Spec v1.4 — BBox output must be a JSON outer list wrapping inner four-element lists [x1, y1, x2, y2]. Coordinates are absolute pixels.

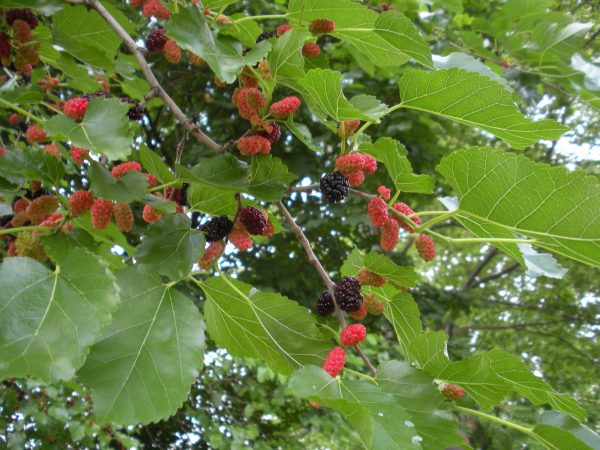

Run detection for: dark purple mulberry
[[334, 276, 363, 312], [239, 206, 267, 235], [146, 29, 167, 52], [199, 215, 233, 242], [320, 171, 349, 204], [316, 291, 335, 316]]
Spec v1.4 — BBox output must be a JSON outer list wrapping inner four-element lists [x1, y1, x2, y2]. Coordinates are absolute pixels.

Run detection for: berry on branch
[[256, 122, 281, 144], [228, 222, 253, 252], [368, 197, 389, 228], [111, 161, 142, 179], [69, 190, 94, 216], [113, 203, 134, 232], [199, 215, 234, 242], [269, 96, 301, 118], [323, 346, 346, 377], [334, 276, 363, 312], [146, 29, 167, 52], [338, 119, 361, 138], [335, 153, 364, 175], [348, 303, 367, 321], [380, 218, 399, 252], [91, 198, 113, 229], [360, 154, 377, 174], [237, 135, 271, 156], [232, 87, 266, 125], [12, 19, 32, 43], [414, 234, 436, 262], [25, 124, 46, 144], [199, 240, 224, 270], [276, 24, 293, 36], [15, 231, 46, 261], [162, 39, 181, 64], [239, 206, 268, 235], [320, 171, 350, 204], [26, 195, 58, 223], [357, 268, 387, 287], [142, 204, 162, 224], [6, 9, 39, 29], [340, 324, 366, 347], [391, 202, 421, 232], [346, 171, 365, 187], [316, 291, 335, 316], [63, 97, 89, 121], [377, 186, 391, 201], [143, 0, 171, 20], [308, 18, 335, 35], [70, 146, 89, 164], [440, 383, 465, 401], [302, 43, 321, 58], [364, 295, 385, 315], [42, 144, 60, 159]]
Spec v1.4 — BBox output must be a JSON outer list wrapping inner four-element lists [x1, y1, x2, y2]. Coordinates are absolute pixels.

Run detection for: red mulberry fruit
[[276, 24, 293, 37], [309, 19, 335, 35], [340, 324, 366, 347], [345, 171, 365, 187], [440, 383, 465, 401], [239, 206, 268, 235], [323, 346, 346, 377], [391, 202, 421, 232], [237, 135, 271, 156], [63, 97, 89, 121], [111, 161, 142, 179], [348, 303, 367, 321], [335, 153, 363, 175], [338, 119, 360, 138], [142, 204, 162, 224], [42, 144, 60, 159], [199, 240, 224, 270], [113, 203, 134, 232], [232, 87, 265, 125], [69, 190, 94, 216], [25, 124, 46, 144], [368, 197, 389, 228], [228, 223, 253, 252], [91, 198, 113, 229], [71, 146, 89, 164], [380, 219, 399, 252], [302, 43, 321, 58], [162, 39, 181, 64], [414, 234, 435, 262], [143, 0, 170, 19], [269, 96, 301, 118], [357, 268, 387, 287], [377, 186, 391, 201], [360, 154, 377, 174], [12, 19, 32, 43]]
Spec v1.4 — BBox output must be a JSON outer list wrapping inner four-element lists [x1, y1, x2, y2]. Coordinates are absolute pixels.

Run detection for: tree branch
[[463, 247, 498, 289], [276, 201, 377, 376], [476, 262, 520, 285], [69, 0, 223, 154]]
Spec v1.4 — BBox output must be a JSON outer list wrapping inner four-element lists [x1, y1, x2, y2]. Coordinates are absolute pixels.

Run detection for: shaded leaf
[[140, 144, 176, 184], [78, 267, 205, 425], [88, 161, 148, 203], [247, 155, 295, 201]]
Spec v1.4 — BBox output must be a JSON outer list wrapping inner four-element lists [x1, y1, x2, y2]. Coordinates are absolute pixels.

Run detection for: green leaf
[[536, 411, 600, 450], [140, 144, 176, 184], [398, 68, 569, 148], [377, 361, 468, 450], [136, 214, 204, 280], [166, 7, 270, 84], [486, 349, 585, 421], [361, 137, 434, 194], [200, 275, 331, 375], [142, 194, 178, 214], [73, 214, 136, 256], [288, 366, 421, 449], [533, 22, 592, 64], [382, 293, 423, 362], [285, 120, 322, 152], [300, 69, 389, 123], [437, 147, 600, 267], [52, 5, 120, 68], [220, 14, 262, 48], [0, 146, 65, 186], [340, 249, 417, 287], [247, 155, 295, 201], [177, 155, 248, 190], [432, 52, 511, 89], [87, 162, 148, 203], [0, 0, 64, 15], [288, 0, 432, 68], [44, 98, 133, 160], [0, 248, 119, 382], [203, 0, 237, 7], [187, 183, 238, 216], [372, 11, 433, 68], [532, 424, 593, 450], [78, 267, 205, 425], [0, 85, 44, 103], [268, 28, 311, 80]]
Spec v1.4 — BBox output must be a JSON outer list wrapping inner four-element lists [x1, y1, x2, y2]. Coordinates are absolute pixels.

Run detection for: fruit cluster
[[0, 8, 40, 75]]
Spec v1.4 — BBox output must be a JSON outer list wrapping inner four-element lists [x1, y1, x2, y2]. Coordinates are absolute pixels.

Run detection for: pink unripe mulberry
[[162, 39, 181, 64], [232, 87, 266, 125], [144, 173, 158, 187], [199, 240, 224, 269], [364, 295, 385, 315], [360, 154, 377, 174], [380, 219, 399, 252], [276, 24, 293, 37], [440, 383, 465, 401], [377, 186, 391, 201], [323, 346, 346, 377], [26, 195, 58, 223], [143, 0, 170, 19], [357, 268, 387, 287], [237, 135, 271, 156], [269, 96, 301, 118], [63, 97, 89, 121], [91, 198, 113, 229], [340, 324, 366, 347], [142, 204, 162, 224], [71, 146, 89, 164], [335, 153, 363, 175], [228, 223, 253, 252], [42, 144, 60, 159], [256, 122, 281, 144], [391, 202, 421, 232], [9, 113, 19, 124], [69, 190, 94, 216], [302, 43, 321, 58], [113, 203, 134, 232], [346, 171, 365, 187], [368, 197, 388, 228], [111, 161, 142, 179], [348, 303, 367, 321], [25, 124, 47, 144], [338, 119, 360, 138], [309, 18, 335, 35], [414, 234, 436, 262]]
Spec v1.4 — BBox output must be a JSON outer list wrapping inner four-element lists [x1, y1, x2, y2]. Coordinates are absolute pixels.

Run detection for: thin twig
[[68, 0, 223, 154], [476, 262, 520, 285], [289, 183, 320, 193], [276, 201, 377, 376], [463, 248, 498, 289]]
